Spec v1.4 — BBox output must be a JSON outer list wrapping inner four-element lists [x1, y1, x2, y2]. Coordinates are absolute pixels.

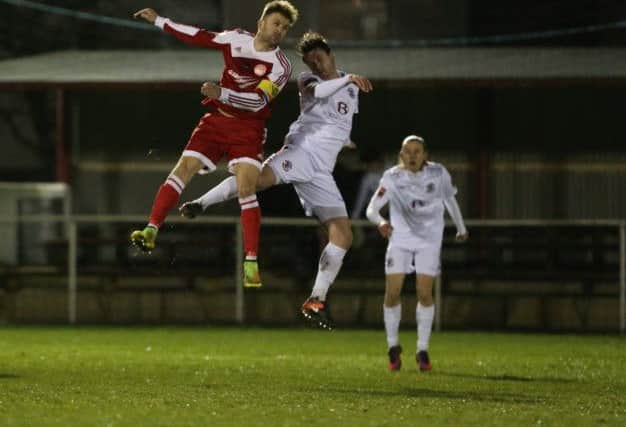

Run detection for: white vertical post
[[435, 275, 442, 331], [235, 222, 244, 324], [619, 223, 626, 334], [68, 220, 77, 325]]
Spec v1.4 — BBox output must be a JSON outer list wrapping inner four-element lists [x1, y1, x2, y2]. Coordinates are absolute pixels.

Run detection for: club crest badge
[[254, 64, 267, 76], [426, 183, 435, 193], [282, 160, 292, 172], [347, 87, 356, 98]]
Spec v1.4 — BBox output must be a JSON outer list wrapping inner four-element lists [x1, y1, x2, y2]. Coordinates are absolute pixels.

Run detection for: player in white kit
[[366, 135, 468, 371], [179, 32, 373, 329]]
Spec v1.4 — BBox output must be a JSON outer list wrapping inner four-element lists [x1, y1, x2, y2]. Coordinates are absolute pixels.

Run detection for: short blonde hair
[[261, 1, 299, 25]]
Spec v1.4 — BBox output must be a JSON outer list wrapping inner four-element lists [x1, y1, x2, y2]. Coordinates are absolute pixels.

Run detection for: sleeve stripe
[[229, 97, 263, 108], [276, 57, 290, 85], [165, 20, 200, 37], [275, 51, 291, 87], [258, 91, 270, 104], [228, 94, 265, 108]]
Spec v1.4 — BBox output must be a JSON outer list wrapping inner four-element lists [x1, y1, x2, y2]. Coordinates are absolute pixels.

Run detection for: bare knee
[[416, 276, 435, 306], [418, 293, 434, 306], [384, 289, 401, 307], [384, 276, 404, 307], [233, 164, 261, 198], [172, 157, 202, 184], [237, 181, 256, 198], [328, 219, 353, 250]]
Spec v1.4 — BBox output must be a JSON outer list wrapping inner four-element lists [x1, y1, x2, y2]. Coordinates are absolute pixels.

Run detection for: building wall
[[65, 85, 626, 219]]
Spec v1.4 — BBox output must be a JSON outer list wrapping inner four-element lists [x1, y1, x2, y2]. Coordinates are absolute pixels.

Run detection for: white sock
[[310, 242, 347, 301], [383, 304, 401, 348], [416, 303, 435, 352], [195, 176, 238, 209]]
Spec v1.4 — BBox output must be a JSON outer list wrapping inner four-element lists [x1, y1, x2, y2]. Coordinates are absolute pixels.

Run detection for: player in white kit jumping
[[366, 135, 468, 371], [179, 32, 373, 329]]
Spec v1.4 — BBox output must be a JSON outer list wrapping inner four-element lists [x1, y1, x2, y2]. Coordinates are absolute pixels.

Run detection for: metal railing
[[0, 215, 624, 333]]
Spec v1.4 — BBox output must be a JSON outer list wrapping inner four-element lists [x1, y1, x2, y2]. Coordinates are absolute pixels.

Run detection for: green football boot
[[130, 225, 158, 253]]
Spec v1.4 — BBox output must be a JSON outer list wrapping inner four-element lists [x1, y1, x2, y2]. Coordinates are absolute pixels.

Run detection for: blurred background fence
[[1, 0, 625, 331], [1, 207, 624, 332]]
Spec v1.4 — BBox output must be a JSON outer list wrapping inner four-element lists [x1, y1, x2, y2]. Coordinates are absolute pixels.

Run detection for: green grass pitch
[[0, 327, 624, 426]]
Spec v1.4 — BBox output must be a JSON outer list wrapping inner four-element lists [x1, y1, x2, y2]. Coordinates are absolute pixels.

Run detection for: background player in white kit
[[180, 32, 373, 329], [366, 135, 468, 371]]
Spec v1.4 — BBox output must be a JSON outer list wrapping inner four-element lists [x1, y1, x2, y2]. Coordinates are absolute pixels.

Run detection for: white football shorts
[[384, 244, 441, 276], [265, 144, 347, 222]]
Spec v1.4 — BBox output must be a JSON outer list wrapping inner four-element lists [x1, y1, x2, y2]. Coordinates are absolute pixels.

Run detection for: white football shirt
[[285, 71, 359, 171], [373, 162, 457, 250]]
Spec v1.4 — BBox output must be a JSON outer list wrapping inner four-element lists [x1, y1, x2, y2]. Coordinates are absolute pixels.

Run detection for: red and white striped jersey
[[155, 16, 292, 121]]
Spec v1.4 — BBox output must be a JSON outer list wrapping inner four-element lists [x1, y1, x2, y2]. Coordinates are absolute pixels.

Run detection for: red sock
[[239, 195, 260, 258], [148, 176, 184, 227]]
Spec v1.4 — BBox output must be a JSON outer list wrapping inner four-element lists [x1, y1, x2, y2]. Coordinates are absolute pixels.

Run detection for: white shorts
[[265, 145, 347, 222], [384, 244, 441, 276]]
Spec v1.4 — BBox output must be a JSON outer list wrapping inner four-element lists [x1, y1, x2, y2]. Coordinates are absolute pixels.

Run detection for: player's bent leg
[[303, 217, 350, 329], [233, 162, 263, 288], [302, 219, 350, 329], [131, 156, 203, 252], [181, 165, 279, 219]]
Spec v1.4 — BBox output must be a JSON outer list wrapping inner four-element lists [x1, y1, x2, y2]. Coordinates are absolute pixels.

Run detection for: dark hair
[[261, 1, 299, 25], [296, 31, 331, 56]]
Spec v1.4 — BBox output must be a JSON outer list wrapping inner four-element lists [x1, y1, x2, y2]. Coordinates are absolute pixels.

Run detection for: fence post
[[68, 220, 77, 325], [619, 223, 626, 334], [235, 222, 244, 324]]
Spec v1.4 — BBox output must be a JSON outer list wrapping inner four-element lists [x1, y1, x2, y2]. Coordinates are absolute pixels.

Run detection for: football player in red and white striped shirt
[[130, 1, 298, 288]]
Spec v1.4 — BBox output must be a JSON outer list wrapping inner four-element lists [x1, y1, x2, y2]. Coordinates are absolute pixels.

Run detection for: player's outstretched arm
[[307, 74, 372, 98], [133, 8, 157, 24], [134, 9, 224, 48]]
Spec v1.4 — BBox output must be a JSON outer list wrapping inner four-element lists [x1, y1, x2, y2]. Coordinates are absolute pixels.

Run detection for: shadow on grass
[[436, 371, 576, 384], [0, 373, 19, 379], [319, 386, 543, 404]]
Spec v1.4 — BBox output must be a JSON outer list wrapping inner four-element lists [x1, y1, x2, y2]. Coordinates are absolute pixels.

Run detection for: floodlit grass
[[0, 327, 624, 426]]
